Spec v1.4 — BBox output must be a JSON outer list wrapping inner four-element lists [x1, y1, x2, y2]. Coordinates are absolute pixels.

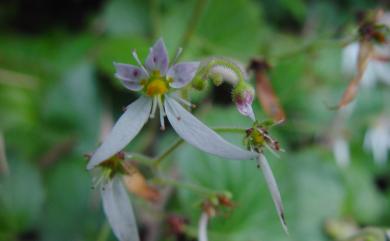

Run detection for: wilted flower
[[338, 9, 390, 108], [364, 116, 390, 165], [342, 42, 390, 88], [122, 163, 160, 202], [87, 39, 257, 170], [232, 80, 256, 121], [248, 58, 286, 123], [244, 121, 288, 233]]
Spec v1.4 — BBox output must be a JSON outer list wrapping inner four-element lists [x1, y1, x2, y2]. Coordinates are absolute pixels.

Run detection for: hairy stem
[[198, 58, 245, 84]]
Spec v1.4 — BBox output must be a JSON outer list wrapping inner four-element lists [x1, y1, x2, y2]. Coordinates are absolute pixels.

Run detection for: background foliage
[[0, 0, 389, 241]]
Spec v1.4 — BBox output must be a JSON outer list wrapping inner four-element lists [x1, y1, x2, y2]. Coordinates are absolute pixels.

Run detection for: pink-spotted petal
[[145, 38, 169, 74], [114, 62, 147, 91], [167, 62, 200, 88]]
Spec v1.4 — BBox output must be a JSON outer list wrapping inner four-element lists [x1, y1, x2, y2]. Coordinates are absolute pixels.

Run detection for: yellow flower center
[[144, 71, 169, 96], [251, 129, 265, 146], [146, 78, 168, 96]]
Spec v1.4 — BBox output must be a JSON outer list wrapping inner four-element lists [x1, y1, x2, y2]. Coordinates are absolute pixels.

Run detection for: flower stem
[[175, 0, 208, 61], [149, 0, 160, 39], [96, 221, 110, 241], [152, 127, 247, 167], [154, 177, 220, 196], [153, 139, 184, 167]]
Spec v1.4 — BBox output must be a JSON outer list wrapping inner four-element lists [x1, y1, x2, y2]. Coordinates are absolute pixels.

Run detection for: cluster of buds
[[201, 193, 235, 218]]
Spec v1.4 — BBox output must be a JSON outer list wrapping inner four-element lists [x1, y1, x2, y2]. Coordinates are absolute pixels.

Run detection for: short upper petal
[[167, 62, 200, 88], [257, 154, 288, 234], [114, 62, 147, 91], [101, 176, 140, 241], [164, 96, 257, 160], [87, 97, 152, 170], [235, 102, 255, 121], [145, 38, 169, 75]]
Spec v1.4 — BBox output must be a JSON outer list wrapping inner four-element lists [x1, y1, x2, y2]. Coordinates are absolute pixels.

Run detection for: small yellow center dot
[[146, 78, 168, 96]]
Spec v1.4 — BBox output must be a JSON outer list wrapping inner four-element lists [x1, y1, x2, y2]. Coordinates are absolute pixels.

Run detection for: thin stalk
[[153, 139, 184, 167], [96, 221, 110, 241], [175, 0, 208, 61], [149, 0, 160, 39], [152, 127, 247, 167], [154, 177, 218, 196]]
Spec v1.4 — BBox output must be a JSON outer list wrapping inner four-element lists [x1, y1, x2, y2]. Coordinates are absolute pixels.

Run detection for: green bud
[[191, 75, 208, 90]]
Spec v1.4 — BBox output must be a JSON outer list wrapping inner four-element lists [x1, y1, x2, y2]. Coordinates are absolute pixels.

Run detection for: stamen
[[171, 47, 183, 65], [265, 143, 280, 158], [157, 96, 166, 116], [92, 169, 111, 190], [173, 95, 196, 108], [132, 49, 150, 77], [150, 96, 158, 118], [158, 96, 166, 130], [166, 97, 181, 120]]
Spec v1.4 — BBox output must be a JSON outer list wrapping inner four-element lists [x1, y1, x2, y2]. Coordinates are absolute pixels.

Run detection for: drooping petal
[[234, 91, 255, 121], [164, 96, 257, 160], [145, 38, 169, 75], [167, 62, 200, 88], [113, 62, 148, 91], [101, 176, 140, 241], [257, 154, 288, 234], [198, 212, 209, 241], [87, 97, 152, 170]]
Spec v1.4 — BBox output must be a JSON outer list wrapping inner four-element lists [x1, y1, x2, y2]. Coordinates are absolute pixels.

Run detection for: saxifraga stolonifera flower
[[87, 39, 257, 170], [87, 38, 258, 241], [244, 120, 288, 233]]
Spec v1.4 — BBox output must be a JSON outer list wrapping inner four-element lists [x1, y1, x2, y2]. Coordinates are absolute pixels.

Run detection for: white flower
[[87, 39, 257, 170], [364, 116, 390, 165]]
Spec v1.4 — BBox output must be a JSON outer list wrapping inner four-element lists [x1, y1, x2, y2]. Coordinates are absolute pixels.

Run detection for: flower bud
[[232, 80, 255, 120], [191, 75, 208, 90]]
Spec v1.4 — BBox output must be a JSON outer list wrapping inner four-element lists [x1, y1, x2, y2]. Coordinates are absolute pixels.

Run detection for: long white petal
[[198, 212, 209, 241], [101, 176, 140, 241], [257, 154, 288, 234], [164, 96, 257, 160], [87, 97, 152, 170]]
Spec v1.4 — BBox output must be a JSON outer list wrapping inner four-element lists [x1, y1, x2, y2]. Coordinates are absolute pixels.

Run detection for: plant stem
[[175, 0, 208, 61], [96, 221, 110, 241], [149, 0, 160, 39], [152, 127, 247, 167], [153, 139, 184, 167], [154, 177, 219, 196]]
